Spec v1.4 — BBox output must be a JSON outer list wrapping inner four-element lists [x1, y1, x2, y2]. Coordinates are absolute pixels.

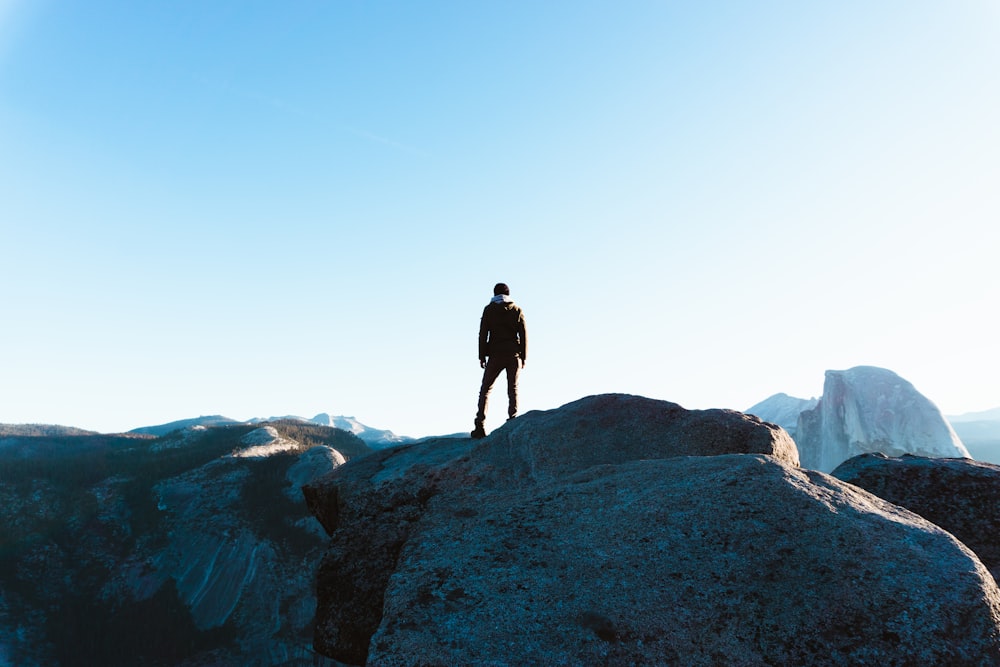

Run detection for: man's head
[[493, 283, 510, 296]]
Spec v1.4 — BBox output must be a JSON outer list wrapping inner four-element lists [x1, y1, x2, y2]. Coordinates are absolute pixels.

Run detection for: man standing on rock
[[472, 282, 527, 439]]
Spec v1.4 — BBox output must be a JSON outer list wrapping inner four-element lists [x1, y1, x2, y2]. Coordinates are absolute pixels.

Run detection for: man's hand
[[480, 359, 486, 369], [520, 359, 526, 369]]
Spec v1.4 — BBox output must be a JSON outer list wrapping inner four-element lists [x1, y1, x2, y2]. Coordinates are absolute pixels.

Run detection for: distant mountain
[[795, 366, 968, 472], [126, 413, 414, 448], [0, 423, 97, 437], [248, 413, 414, 448], [129, 415, 240, 437], [308, 413, 413, 448], [745, 393, 818, 436], [947, 410, 1000, 465], [949, 407, 1000, 423], [748, 367, 978, 471], [0, 420, 371, 666]]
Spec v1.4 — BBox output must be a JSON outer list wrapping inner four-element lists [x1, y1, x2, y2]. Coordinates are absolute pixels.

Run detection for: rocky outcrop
[[152, 449, 323, 639], [304, 394, 1000, 665], [832, 453, 1000, 581], [0, 422, 369, 666], [795, 366, 970, 472]]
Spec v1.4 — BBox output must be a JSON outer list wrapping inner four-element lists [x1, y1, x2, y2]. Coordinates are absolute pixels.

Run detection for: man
[[472, 282, 527, 439]]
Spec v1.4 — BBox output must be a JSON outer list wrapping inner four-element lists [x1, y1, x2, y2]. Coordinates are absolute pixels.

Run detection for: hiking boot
[[470, 427, 487, 439]]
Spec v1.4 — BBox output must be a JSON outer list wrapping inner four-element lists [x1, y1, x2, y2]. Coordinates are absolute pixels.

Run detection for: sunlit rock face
[[305, 394, 1000, 666], [833, 453, 1000, 581], [795, 366, 970, 472]]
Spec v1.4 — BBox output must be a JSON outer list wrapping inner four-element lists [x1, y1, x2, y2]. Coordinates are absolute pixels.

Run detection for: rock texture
[[0, 422, 368, 666], [304, 394, 1000, 666], [795, 366, 970, 472], [833, 453, 1000, 581]]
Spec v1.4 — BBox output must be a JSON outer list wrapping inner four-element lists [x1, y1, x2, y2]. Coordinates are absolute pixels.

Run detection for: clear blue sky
[[2, 1, 998, 436]]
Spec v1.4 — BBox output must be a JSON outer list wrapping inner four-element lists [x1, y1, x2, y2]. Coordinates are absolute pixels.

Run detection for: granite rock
[[305, 394, 1000, 665], [833, 453, 1000, 581]]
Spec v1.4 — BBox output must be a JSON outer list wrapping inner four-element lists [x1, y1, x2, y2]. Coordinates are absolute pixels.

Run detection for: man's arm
[[478, 307, 490, 368], [518, 311, 527, 367]]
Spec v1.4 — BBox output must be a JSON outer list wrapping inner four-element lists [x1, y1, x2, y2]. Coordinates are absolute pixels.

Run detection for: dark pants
[[475, 354, 520, 429]]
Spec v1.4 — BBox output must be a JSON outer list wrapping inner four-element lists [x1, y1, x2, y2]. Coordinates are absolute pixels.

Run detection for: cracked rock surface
[[305, 394, 1000, 666]]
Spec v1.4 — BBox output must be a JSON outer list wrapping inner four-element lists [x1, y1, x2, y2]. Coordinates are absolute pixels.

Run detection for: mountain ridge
[[123, 413, 414, 447], [0, 423, 99, 437]]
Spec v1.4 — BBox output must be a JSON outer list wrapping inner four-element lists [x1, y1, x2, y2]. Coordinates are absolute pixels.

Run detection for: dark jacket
[[479, 298, 527, 363]]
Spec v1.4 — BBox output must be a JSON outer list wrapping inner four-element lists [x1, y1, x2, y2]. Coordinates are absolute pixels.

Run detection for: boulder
[[832, 453, 1000, 580], [795, 366, 969, 472], [466, 393, 800, 482], [371, 455, 1000, 665], [304, 394, 1000, 665]]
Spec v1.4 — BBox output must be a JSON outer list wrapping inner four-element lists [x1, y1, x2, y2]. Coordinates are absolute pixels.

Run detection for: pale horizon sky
[[2, 1, 999, 436]]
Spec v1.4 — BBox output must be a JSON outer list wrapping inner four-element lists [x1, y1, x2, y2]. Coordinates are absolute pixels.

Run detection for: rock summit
[[304, 394, 1000, 666]]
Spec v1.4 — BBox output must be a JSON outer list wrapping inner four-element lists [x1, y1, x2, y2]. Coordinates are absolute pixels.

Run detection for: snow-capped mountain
[[131, 413, 414, 449], [306, 413, 413, 448]]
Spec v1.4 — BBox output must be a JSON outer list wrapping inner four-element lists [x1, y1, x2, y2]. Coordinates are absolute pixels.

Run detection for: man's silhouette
[[472, 283, 527, 439]]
